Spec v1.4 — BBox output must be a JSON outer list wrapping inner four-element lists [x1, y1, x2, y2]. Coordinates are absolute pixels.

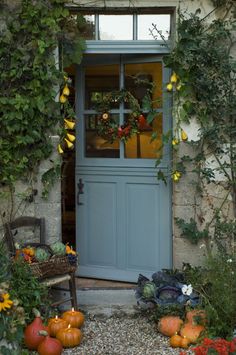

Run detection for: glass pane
[[125, 62, 162, 109], [138, 15, 171, 40], [85, 114, 120, 158], [81, 15, 96, 40], [125, 113, 163, 159], [99, 15, 133, 40], [85, 64, 119, 110]]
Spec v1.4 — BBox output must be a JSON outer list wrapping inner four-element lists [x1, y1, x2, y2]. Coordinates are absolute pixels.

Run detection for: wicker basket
[[30, 255, 77, 279]]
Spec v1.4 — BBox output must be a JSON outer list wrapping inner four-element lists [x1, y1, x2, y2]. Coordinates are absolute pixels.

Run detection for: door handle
[[77, 179, 84, 206]]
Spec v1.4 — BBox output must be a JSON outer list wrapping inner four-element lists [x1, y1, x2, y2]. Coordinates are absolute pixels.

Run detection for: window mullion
[[95, 14, 99, 40], [120, 56, 125, 158], [133, 14, 138, 40]]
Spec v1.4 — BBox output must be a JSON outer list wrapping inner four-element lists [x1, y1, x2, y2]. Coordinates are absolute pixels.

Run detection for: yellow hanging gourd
[[64, 119, 75, 130], [67, 133, 76, 142]]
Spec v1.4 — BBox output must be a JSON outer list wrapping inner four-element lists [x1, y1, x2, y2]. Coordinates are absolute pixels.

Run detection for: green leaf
[[157, 170, 167, 185]]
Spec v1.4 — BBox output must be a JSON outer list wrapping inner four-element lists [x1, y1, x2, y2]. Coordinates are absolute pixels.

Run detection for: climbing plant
[[155, 3, 236, 253], [0, 0, 85, 219]]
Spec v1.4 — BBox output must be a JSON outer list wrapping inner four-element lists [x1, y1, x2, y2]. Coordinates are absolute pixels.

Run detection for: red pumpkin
[[48, 316, 68, 337], [56, 326, 82, 348], [24, 312, 47, 350], [158, 316, 183, 337], [180, 323, 205, 343], [62, 309, 85, 328], [38, 332, 63, 355]]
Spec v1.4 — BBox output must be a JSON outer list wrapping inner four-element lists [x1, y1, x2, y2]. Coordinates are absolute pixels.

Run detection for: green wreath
[[95, 89, 155, 143]]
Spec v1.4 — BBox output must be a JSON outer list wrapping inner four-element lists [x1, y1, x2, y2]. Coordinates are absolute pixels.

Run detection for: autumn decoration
[[62, 308, 85, 328], [48, 315, 69, 337], [56, 325, 83, 348], [37, 330, 63, 355]]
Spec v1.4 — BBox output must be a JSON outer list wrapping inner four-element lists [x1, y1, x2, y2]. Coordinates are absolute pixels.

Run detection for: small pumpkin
[[48, 316, 68, 337], [158, 316, 183, 337], [170, 334, 182, 348], [37, 331, 63, 355], [181, 336, 191, 349], [180, 322, 205, 344], [170, 334, 191, 349], [186, 309, 207, 325], [56, 326, 82, 348], [62, 308, 85, 328]]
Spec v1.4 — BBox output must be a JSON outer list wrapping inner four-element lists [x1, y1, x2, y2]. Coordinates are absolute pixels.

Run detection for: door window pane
[[138, 15, 171, 40], [99, 15, 133, 40], [81, 15, 96, 40], [125, 113, 163, 159], [85, 64, 119, 110], [85, 114, 120, 158], [124, 62, 163, 109]]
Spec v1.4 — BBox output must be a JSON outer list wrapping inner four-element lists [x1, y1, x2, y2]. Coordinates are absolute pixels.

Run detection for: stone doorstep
[[51, 288, 139, 317]]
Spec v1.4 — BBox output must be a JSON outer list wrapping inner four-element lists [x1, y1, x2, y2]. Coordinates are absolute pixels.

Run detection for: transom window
[[80, 13, 171, 41]]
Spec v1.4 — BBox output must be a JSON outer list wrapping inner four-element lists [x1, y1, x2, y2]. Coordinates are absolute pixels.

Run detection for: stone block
[[173, 204, 198, 238], [173, 237, 206, 269], [174, 189, 197, 206], [34, 177, 61, 204], [173, 204, 196, 221], [35, 202, 61, 241]]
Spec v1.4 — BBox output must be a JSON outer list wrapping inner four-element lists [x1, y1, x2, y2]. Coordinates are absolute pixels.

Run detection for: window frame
[[68, 8, 175, 53]]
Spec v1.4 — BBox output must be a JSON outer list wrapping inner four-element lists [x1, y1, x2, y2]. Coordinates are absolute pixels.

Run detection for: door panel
[[76, 170, 171, 281], [76, 54, 172, 282], [86, 181, 117, 266], [126, 182, 160, 270]]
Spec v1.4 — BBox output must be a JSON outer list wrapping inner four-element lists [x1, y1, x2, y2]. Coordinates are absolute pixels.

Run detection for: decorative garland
[[95, 89, 154, 143], [58, 75, 76, 154]]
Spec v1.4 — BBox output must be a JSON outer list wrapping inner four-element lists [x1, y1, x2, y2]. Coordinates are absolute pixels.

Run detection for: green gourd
[[35, 248, 50, 262], [50, 241, 66, 256]]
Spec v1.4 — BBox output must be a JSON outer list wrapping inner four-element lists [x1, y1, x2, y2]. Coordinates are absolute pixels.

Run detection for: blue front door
[[75, 54, 172, 282]]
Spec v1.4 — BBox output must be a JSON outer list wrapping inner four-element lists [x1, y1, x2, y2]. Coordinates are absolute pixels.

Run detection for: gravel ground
[[62, 312, 193, 355]]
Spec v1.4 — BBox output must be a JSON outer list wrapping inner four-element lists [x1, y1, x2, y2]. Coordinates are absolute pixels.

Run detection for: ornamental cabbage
[[142, 282, 157, 299], [50, 242, 66, 256]]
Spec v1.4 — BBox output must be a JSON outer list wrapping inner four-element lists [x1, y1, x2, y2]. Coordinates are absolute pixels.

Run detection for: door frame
[[74, 45, 173, 279]]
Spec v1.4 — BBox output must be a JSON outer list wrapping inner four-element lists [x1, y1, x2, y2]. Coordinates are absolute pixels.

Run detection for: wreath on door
[[94, 89, 156, 143]]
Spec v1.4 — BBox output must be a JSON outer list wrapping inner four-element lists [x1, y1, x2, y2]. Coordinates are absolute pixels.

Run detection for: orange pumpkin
[[170, 334, 182, 348], [62, 309, 84, 328], [186, 309, 207, 325], [158, 316, 183, 337], [170, 334, 191, 349], [48, 316, 68, 337], [181, 336, 191, 348], [56, 326, 82, 348], [180, 323, 205, 343]]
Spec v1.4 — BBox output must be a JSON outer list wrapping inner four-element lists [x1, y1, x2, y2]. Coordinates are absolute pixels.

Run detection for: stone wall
[[0, 135, 61, 245]]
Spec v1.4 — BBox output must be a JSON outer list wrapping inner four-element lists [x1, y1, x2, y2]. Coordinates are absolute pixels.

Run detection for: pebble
[[63, 313, 193, 355]]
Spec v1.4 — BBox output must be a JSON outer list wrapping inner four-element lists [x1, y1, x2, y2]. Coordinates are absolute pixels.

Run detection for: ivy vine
[[154, 5, 236, 252], [0, 0, 85, 215]]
